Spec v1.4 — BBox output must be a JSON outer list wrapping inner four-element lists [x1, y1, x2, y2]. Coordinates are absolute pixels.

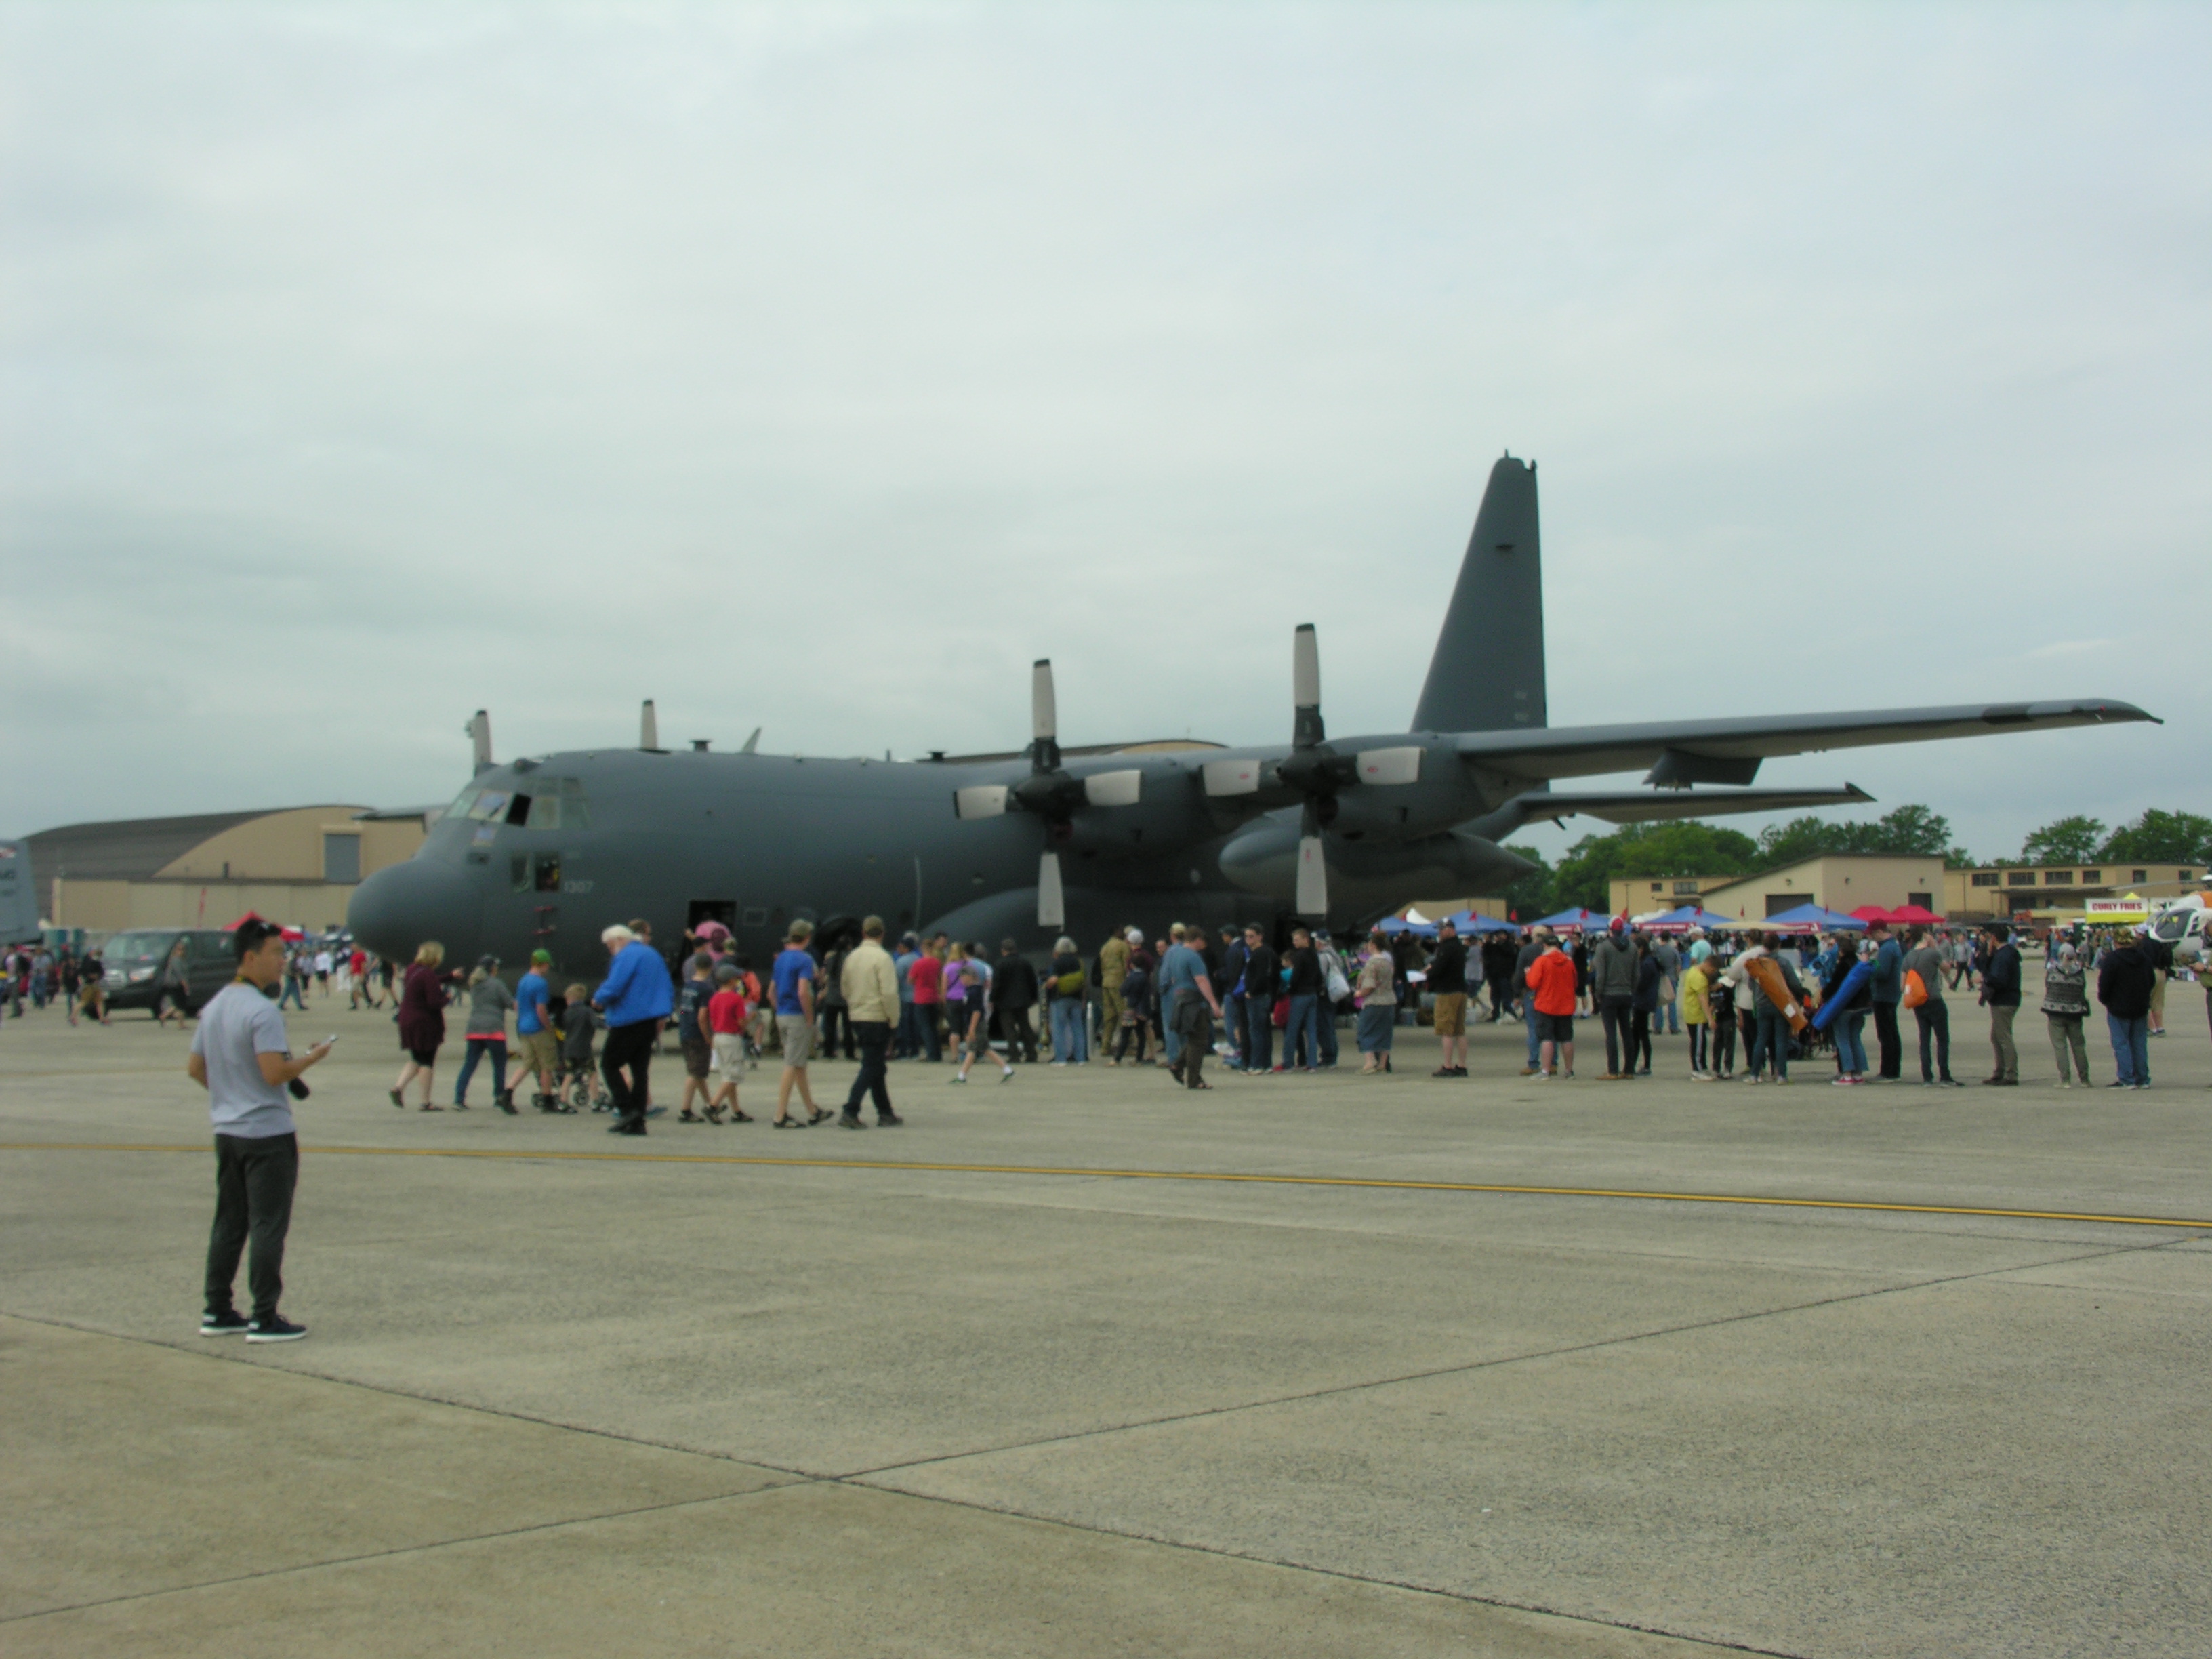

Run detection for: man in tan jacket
[[1097, 927, 1133, 1064], [837, 916, 904, 1129]]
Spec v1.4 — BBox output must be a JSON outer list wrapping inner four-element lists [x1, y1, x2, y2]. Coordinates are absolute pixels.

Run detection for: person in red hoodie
[[1524, 928, 1580, 1080]]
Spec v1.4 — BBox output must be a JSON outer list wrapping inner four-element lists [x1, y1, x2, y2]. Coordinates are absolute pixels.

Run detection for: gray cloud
[[4, 3, 2205, 864]]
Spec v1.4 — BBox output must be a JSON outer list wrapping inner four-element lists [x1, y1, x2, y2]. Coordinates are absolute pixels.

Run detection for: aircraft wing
[[1455, 699, 2157, 785], [1475, 784, 1875, 837]]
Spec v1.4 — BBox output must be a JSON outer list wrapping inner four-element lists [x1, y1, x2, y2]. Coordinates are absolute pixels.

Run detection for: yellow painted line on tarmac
[[3, 1141, 2209, 1232]]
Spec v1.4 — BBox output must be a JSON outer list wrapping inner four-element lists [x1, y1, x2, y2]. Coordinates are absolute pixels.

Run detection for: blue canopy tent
[[1376, 914, 1439, 939], [1443, 910, 1520, 935], [1678, 907, 1762, 930], [1760, 903, 1867, 933], [1534, 907, 1610, 931], [1643, 905, 1759, 933]]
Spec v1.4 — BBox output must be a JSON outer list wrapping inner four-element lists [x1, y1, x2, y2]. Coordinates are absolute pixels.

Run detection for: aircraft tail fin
[[1412, 455, 1546, 734]]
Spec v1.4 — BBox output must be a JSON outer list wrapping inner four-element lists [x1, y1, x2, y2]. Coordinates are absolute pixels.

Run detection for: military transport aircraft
[[347, 456, 2156, 975]]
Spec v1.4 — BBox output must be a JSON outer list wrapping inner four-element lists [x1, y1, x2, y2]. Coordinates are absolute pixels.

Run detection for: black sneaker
[[246, 1314, 307, 1343], [200, 1309, 251, 1337], [836, 1113, 867, 1130]]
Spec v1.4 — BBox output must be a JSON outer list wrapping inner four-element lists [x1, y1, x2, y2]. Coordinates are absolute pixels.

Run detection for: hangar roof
[[22, 811, 270, 886]]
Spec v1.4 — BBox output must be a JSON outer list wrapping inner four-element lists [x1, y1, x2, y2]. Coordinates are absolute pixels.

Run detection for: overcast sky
[[5, 3, 2205, 864]]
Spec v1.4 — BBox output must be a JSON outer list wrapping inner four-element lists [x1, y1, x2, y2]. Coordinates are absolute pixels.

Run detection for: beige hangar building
[[24, 806, 428, 935]]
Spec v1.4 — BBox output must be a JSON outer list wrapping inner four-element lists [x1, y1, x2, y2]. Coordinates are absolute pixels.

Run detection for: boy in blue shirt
[[771, 920, 825, 1128], [514, 948, 559, 1109]]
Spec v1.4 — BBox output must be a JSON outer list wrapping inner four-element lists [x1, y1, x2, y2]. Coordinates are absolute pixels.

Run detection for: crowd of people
[[1500, 914, 2193, 1090], [12, 905, 2200, 1107], [0, 939, 110, 1024]]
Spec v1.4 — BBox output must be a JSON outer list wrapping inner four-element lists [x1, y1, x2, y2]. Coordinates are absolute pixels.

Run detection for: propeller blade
[[1295, 834, 1329, 917], [470, 710, 493, 775], [1292, 624, 1324, 748], [640, 700, 659, 751], [1082, 769, 1143, 808], [1037, 848, 1065, 928], [1203, 758, 1263, 797], [1353, 745, 1423, 786], [954, 785, 1011, 820], [1032, 660, 1057, 743]]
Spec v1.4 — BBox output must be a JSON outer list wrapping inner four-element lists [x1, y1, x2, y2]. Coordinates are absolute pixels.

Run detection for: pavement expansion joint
[[0, 1482, 815, 1628], [835, 1231, 2194, 1483], [0, 1306, 833, 1487], [820, 1484, 1812, 1659]]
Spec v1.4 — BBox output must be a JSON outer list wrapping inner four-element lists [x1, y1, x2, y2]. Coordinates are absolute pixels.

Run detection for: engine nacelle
[[1217, 816, 1539, 924]]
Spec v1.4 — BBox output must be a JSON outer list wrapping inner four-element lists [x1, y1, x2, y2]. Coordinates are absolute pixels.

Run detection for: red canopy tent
[[1848, 905, 1894, 924], [1885, 903, 1944, 925]]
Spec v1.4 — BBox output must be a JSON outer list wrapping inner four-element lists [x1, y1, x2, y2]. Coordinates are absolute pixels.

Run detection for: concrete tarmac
[[3, 981, 2209, 1656]]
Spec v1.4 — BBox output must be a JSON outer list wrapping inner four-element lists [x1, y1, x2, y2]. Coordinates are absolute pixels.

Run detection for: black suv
[[100, 929, 241, 1015]]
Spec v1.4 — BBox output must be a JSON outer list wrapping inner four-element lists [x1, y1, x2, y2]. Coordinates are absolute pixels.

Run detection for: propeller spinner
[[1205, 625, 1426, 919], [952, 659, 1143, 928]]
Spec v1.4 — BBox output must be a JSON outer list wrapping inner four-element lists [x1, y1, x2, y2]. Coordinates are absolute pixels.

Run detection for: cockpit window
[[447, 778, 586, 830], [2154, 914, 2187, 940], [523, 778, 590, 830]]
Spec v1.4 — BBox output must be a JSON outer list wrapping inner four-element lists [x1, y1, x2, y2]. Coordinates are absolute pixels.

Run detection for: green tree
[[1755, 804, 1971, 868], [1500, 844, 1551, 921], [1547, 820, 1761, 913], [2097, 809, 2212, 865], [1863, 803, 1959, 859], [2020, 815, 2105, 865]]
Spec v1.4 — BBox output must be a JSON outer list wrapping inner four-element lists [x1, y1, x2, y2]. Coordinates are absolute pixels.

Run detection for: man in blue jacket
[[593, 920, 674, 1136], [1866, 922, 1904, 1082]]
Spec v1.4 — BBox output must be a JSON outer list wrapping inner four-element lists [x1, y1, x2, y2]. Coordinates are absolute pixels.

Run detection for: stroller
[[556, 994, 613, 1111]]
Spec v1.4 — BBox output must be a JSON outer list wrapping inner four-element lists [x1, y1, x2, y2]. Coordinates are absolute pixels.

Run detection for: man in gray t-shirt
[[186, 919, 331, 1341], [1901, 928, 1956, 1086]]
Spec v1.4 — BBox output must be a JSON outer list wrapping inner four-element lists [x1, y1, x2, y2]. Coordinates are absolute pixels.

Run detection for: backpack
[[1902, 968, 1928, 1010]]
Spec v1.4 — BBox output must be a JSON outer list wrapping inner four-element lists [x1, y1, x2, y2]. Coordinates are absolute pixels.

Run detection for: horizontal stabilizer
[[1467, 784, 1875, 840], [1458, 699, 2158, 782]]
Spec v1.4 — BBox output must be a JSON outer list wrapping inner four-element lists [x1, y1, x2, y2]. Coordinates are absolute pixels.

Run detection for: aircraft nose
[[348, 859, 483, 964]]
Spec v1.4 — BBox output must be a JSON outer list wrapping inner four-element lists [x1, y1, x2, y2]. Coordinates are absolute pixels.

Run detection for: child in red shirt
[[705, 965, 753, 1123]]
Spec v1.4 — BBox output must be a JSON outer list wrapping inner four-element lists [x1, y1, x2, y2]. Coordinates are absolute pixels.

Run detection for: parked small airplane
[[348, 456, 2156, 974]]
